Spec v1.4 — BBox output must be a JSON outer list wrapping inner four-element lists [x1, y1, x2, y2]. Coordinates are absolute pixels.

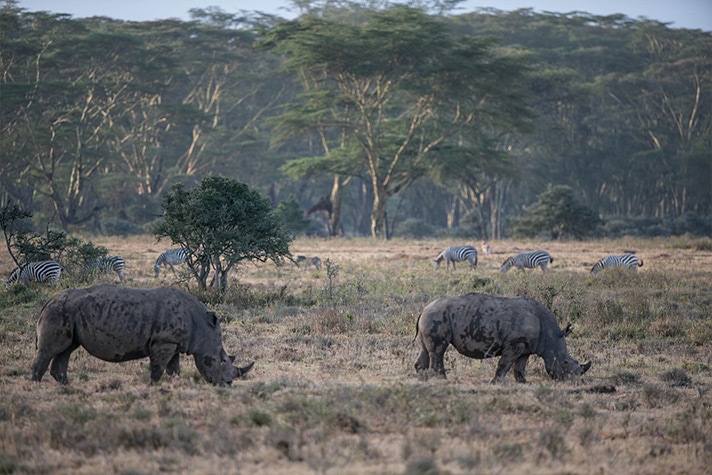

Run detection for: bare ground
[[1, 236, 710, 474]]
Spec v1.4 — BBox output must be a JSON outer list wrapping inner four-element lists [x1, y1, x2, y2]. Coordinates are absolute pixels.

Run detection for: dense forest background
[[1, 0, 710, 239]]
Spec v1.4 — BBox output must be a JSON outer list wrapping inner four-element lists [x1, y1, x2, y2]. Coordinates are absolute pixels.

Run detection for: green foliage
[[153, 176, 293, 292], [1, 201, 107, 276], [511, 185, 603, 240], [273, 196, 311, 237]]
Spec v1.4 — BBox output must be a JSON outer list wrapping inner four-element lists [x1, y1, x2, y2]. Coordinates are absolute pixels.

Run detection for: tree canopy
[[152, 176, 292, 292], [1, 3, 710, 239]]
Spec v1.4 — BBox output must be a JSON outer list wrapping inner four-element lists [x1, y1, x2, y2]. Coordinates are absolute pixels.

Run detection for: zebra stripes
[[500, 250, 553, 273], [434, 246, 478, 270], [590, 253, 643, 274], [88, 256, 125, 281], [153, 248, 187, 277], [4, 260, 63, 287]]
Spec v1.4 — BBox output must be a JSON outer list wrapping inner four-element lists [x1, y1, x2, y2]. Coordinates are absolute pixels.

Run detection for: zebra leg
[[49, 342, 80, 385]]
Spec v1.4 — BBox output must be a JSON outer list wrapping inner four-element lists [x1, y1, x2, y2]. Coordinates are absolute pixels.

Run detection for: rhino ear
[[559, 323, 572, 338], [207, 311, 219, 327]]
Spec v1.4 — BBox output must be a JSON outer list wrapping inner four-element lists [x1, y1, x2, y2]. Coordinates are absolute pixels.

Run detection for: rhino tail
[[412, 312, 423, 344]]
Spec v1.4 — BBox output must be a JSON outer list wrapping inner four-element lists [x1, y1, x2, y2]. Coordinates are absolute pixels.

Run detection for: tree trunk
[[329, 175, 351, 237], [370, 182, 388, 238]]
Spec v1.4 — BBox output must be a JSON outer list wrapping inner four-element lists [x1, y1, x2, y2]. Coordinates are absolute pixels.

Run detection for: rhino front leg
[[149, 344, 178, 383], [513, 354, 530, 383], [492, 342, 527, 383], [49, 343, 80, 385], [166, 353, 181, 377]]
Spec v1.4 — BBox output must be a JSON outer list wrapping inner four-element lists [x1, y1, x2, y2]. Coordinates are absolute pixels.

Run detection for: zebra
[[4, 260, 63, 288], [500, 251, 553, 273], [87, 256, 125, 281], [433, 246, 478, 270], [590, 253, 643, 274], [153, 248, 187, 277], [295, 255, 322, 270]]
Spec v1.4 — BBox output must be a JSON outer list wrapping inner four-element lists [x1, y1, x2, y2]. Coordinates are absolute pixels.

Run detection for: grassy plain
[[1, 235, 711, 474]]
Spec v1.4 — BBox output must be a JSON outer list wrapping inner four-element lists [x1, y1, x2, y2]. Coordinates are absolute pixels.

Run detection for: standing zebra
[[88, 256, 125, 281], [590, 253, 643, 274], [433, 246, 478, 270], [500, 251, 553, 273], [153, 248, 187, 277], [4, 260, 63, 288]]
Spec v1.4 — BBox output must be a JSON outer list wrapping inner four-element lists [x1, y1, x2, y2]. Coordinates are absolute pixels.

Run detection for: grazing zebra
[[433, 246, 478, 270], [153, 248, 187, 277], [295, 255, 322, 270], [88, 256, 125, 281], [500, 251, 553, 273], [590, 253, 643, 275], [4, 260, 63, 288]]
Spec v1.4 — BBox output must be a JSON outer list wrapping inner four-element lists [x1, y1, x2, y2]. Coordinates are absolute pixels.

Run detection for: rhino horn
[[581, 361, 592, 374], [237, 361, 255, 378]]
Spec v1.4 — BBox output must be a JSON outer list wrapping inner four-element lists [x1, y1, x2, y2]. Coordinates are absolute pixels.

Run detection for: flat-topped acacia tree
[[153, 176, 292, 292]]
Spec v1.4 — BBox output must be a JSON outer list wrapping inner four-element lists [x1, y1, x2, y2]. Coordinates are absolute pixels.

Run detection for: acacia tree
[[511, 185, 602, 240], [152, 176, 292, 293], [264, 6, 532, 237]]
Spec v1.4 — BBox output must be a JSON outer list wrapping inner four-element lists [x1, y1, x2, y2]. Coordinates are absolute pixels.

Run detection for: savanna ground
[[1, 235, 711, 474]]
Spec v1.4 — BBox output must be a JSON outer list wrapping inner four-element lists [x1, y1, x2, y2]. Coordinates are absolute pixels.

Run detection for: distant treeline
[[1, 2, 710, 238]]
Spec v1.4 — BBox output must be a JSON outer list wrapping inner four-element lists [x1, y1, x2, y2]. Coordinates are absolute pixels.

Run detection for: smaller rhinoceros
[[31, 284, 254, 386], [414, 292, 590, 383]]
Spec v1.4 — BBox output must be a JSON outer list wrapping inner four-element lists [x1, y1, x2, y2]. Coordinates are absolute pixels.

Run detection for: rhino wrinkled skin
[[414, 293, 591, 382], [32, 284, 254, 386]]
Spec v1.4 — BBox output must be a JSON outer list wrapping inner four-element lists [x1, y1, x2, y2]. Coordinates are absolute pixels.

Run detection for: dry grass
[[1, 235, 711, 474]]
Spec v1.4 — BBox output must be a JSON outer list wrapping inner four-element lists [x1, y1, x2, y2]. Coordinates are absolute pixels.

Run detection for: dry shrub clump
[[0, 235, 710, 474]]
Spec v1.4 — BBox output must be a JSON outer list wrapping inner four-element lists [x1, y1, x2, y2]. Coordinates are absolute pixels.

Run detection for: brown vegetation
[[1, 236, 711, 474]]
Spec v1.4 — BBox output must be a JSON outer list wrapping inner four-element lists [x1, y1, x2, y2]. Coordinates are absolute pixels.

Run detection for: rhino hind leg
[[49, 343, 80, 385], [31, 351, 55, 382], [414, 348, 430, 372], [429, 351, 446, 376]]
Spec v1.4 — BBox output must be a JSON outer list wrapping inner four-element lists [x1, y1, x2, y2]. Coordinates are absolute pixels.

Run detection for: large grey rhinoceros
[[414, 293, 591, 383], [31, 284, 254, 386]]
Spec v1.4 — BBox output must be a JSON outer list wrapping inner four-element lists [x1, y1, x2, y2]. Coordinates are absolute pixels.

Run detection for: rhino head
[[194, 350, 254, 387], [542, 324, 591, 380]]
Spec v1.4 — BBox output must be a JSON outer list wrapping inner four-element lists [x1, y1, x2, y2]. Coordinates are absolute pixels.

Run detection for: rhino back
[[422, 293, 543, 358], [63, 285, 215, 362]]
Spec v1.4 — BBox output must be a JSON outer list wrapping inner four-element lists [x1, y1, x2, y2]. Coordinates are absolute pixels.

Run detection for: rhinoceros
[[31, 284, 254, 386], [414, 293, 591, 383]]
